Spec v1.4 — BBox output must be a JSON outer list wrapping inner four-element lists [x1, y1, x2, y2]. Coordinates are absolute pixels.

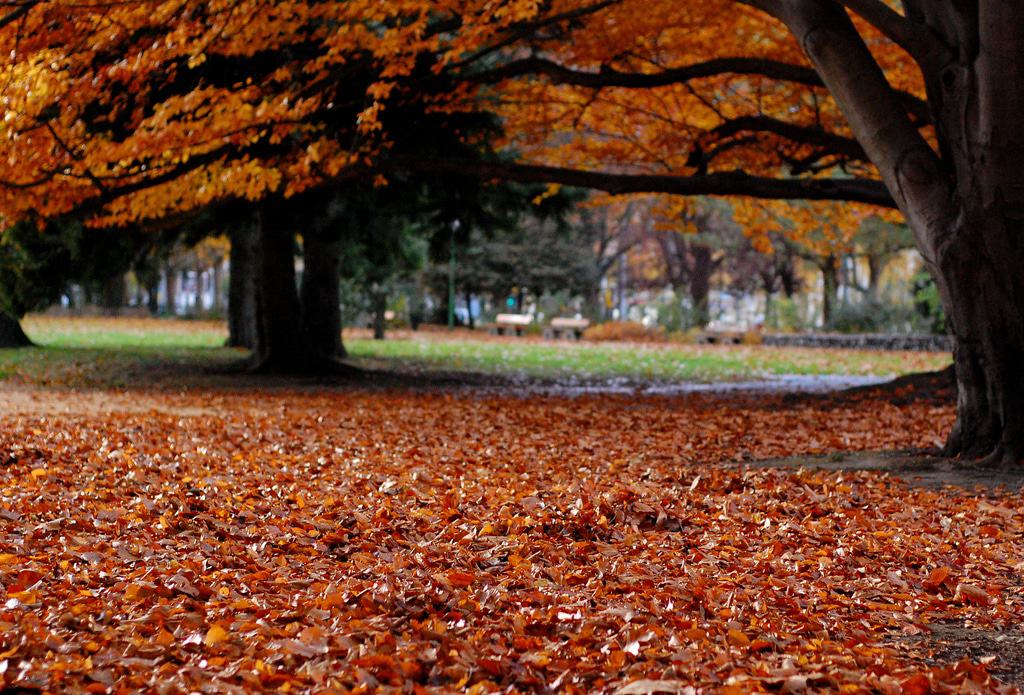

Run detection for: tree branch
[[836, 0, 950, 71], [451, 0, 621, 69], [388, 157, 896, 207], [0, 0, 36, 31], [468, 55, 930, 124], [472, 55, 823, 89], [707, 115, 868, 162], [766, 1, 951, 257]]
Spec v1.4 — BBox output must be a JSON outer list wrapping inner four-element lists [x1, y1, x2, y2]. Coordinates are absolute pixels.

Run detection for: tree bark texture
[[252, 202, 312, 372], [865, 254, 884, 303], [820, 255, 839, 327], [759, 0, 1024, 464], [164, 265, 177, 316], [146, 281, 159, 315], [656, 231, 720, 329], [211, 263, 222, 313], [227, 223, 258, 349], [0, 311, 31, 348], [688, 245, 714, 329], [372, 290, 387, 340], [100, 274, 125, 316], [300, 230, 346, 358]]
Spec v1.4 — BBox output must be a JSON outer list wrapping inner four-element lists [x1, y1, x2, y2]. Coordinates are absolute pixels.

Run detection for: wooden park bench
[[544, 317, 590, 340], [696, 321, 746, 345], [489, 313, 533, 336]]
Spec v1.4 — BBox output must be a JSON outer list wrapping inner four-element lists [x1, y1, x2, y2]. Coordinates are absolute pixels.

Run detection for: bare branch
[[468, 55, 931, 124], [452, 0, 621, 69], [389, 157, 896, 208], [0, 0, 37, 31], [473, 55, 825, 89], [837, 0, 950, 71], [767, 1, 952, 256], [707, 115, 868, 162]]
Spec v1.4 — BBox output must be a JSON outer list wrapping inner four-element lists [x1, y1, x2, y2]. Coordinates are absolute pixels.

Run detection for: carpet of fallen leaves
[[1, 383, 1023, 693]]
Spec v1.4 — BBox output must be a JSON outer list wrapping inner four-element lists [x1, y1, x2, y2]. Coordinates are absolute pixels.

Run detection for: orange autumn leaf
[[923, 566, 952, 591], [204, 624, 230, 647]]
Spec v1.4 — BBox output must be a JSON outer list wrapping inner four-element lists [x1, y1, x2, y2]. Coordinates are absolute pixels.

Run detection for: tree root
[[949, 443, 1024, 471]]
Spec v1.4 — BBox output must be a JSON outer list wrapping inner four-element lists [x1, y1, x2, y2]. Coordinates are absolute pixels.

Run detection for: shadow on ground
[[889, 623, 1024, 688], [742, 450, 1024, 491]]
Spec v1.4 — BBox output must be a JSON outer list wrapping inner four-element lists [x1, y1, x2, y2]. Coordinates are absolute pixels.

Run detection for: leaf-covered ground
[[2, 375, 1023, 693]]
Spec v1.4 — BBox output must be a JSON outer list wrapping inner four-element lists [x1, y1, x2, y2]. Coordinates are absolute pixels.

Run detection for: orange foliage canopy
[[0, 1, 918, 232]]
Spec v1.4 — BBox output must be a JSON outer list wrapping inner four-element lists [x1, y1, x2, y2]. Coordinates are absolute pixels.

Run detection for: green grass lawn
[[346, 332, 950, 381], [0, 316, 240, 387], [0, 316, 951, 388], [24, 316, 227, 349]]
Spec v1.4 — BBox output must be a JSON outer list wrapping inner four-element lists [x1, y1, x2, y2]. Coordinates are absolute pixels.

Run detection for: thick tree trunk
[[0, 311, 32, 348], [689, 245, 713, 329], [616, 255, 628, 320], [933, 3, 1024, 466], [211, 263, 222, 313], [819, 256, 839, 327], [934, 209, 1024, 467], [191, 266, 202, 315], [252, 203, 313, 372], [164, 265, 177, 316], [300, 231, 346, 358], [865, 254, 884, 303], [227, 223, 258, 349], [100, 274, 125, 316], [133, 280, 144, 308], [764, 2, 1023, 464], [180, 270, 190, 313], [372, 290, 387, 340], [146, 281, 159, 316], [780, 265, 797, 299]]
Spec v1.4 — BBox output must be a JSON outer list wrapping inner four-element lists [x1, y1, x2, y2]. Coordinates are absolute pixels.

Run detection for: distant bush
[[584, 321, 665, 342], [656, 294, 708, 333], [741, 328, 764, 345], [912, 271, 947, 334], [827, 301, 922, 334], [765, 297, 802, 332], [828, 302, 883, 333], [654, 297, 685, 333]]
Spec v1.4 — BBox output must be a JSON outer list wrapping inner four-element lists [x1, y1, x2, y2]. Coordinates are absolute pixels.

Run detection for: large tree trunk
[[211, 262, 222, 314], [931, 4, 1024, 466], [227, 223, 258, 349], [188, 267, 200, 315], [768, 1, 1024, 464], [100, 274, 125, 316], [164, 265, 177, 316], [779, 262, 797, 299], [864, 254, 884, 303], [300, 231, 346, 358], [146, 280, 159, 316], [464, 290, 474, 330], [251, 202, 314, 372], [689, 245, 713, 329], [932, 199, 1024, 466], [372, 290, 387, 340], [0, 311, 32, 348], [616, 254, 628, 320], [819, 255, 839, 327]]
